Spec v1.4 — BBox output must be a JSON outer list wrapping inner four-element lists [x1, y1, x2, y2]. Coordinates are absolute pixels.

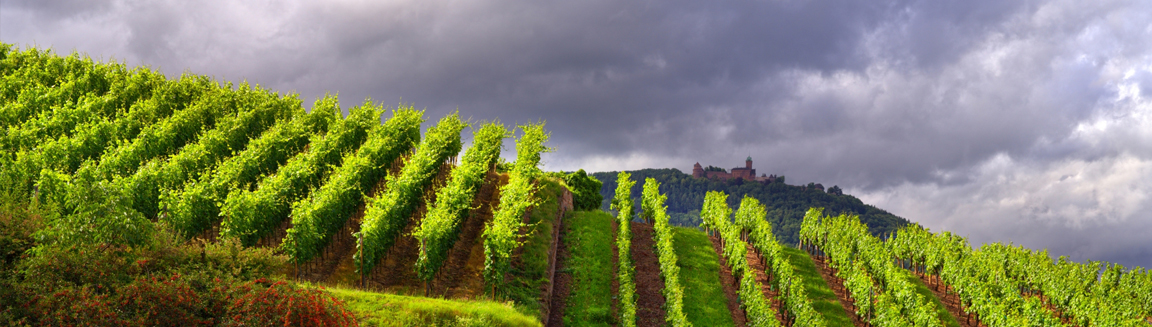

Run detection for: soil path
[[808, 253, 869, 327], [741, 242, 787, 325], [366, 161, 454, 294], [631, 222, 667, 327], [708, 235, 748, 327], [546, 212, 573, 327], [436, 170, 503, 298], [913, 272, 983, 327], [291, 155, 407, 285]]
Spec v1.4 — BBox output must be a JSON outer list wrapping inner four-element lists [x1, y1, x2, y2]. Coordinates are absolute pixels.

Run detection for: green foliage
[[34, 168, 154, 248], [564, 169, 603, 211], [0, 223, 344, 325], [700, 192, 781, 327], [561, 211, 615, 326], [283, 105, 424, 264], [503, 179, 563, 318], [35, 76, 231, 226], [4, 70, 208, 204], [800, 209, 944, 327], [219, 97, 375, 246], [161, 100, 336, 238], [888, 224, 1149, 327], [0, 46, 134, 130], [482, 122, 550, 295], [593, 168, 909, 244], [123, 83, 300, 219], [80, 79, 232, 182], [641, 178, 691, 327], [356, 113, 466, 274], [612, 172, 638, 327], [0, 58, 140, 153], [414, 122, 507, 283], [0, 190, 47, 314], [730, 196, 825, 326], [672, 226, 736, 327], [778, 246, 855, 326]]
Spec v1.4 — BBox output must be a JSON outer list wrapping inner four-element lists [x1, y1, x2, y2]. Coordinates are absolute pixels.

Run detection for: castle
[[692, 156, 777, 182]]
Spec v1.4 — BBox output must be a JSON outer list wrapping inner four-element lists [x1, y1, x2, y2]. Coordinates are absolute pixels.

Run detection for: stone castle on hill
[[692, 156, 778, 183], [691, 157, 844, 195]]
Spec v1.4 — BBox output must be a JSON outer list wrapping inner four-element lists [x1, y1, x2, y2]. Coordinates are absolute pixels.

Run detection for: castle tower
[[692, 162, 704, 178], [746, 156, 752, 169]]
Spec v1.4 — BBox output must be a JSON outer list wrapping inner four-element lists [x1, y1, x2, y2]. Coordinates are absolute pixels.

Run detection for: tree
[[565, 169, 603, 211]]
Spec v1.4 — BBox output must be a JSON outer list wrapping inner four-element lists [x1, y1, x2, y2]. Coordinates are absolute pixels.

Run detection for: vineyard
[[3, 44, 1150, 327], [0, 45, 566, 326]]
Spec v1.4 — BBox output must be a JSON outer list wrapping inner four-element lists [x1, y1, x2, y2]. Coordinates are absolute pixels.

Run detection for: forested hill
[[592, 168, 911, 245]]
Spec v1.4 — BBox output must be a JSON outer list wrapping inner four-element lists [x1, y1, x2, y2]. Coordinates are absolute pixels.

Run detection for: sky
[[3, 0, 1150, 268]]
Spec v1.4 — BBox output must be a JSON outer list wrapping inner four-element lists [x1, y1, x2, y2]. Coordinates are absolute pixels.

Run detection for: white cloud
[[856, 152, 1152, 266]]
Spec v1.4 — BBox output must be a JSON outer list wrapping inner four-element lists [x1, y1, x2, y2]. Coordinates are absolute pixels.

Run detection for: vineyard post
[[359, 231, 365, 290]]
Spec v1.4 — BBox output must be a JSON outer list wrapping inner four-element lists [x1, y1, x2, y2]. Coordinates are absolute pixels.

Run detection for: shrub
[[25, 275, 356, 326], [220, 279, 357, 327], [564, 169, 603, 211]]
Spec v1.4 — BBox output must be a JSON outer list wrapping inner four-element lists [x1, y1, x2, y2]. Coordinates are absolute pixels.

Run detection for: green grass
[[325, 286, 541, 327], [561, 210, 616, 326], [779, 246, 855, 326], [672, 227, 735, 327], [505, 178, 563, 318], [899, 270, 962, 327]]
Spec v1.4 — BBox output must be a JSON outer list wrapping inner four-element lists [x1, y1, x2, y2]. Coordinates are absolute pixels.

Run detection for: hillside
[[0, 45, 561, 326], [593, 168, 910, 244], [5, 44, 1149, 327]]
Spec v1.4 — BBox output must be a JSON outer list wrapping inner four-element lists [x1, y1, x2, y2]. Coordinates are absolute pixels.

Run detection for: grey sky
[[3, 0, 1150, 267]]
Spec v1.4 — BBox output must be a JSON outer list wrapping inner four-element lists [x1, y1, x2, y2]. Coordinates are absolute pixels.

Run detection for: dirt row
[[808, 249, 991, 327], [543, 189, 573, 326], [709, 235, 749, 327], [741, 241, 788, 325], [240, 157, 510, 298], [546, 215, 573, 327], [913, 272, 984, 327], [631, 222, 668, 327], [807, 252, 870, 327]]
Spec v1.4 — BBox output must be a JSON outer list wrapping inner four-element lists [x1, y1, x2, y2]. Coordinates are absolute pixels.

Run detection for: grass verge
[[326, 286, 541, 327], [672, 226, 735, 327], [899, 270, 962, 327], [780, 246, 854, 326], [505, 178, 562, 317], [561, 210, 616, 326]]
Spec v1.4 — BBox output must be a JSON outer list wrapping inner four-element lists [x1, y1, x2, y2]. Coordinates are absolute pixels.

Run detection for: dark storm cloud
[[2, 0, 114, 20], [3, 0, 1151, 267]]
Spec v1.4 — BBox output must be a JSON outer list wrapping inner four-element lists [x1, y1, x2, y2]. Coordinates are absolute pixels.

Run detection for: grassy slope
[[900, 270, 962, 327], [672, 226, 735, 327], [327, 287, 540, 327], [505, 178, 563, 318], [779, 246, 855, 326], [562, 210, 615, 326]]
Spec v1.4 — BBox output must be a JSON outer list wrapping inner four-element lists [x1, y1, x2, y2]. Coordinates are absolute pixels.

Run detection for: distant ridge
[[592, 168, 911, 245]]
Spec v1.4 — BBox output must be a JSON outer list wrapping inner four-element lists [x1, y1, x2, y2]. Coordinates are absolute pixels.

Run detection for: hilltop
[[593, 168, 910, 244]]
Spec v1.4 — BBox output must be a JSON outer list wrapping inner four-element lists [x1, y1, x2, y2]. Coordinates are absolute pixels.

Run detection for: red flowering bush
[[219, 279, 356, 327], [25, 274, 355, 326], [116, 274, 214, 326], [5, 214, 353, 325], [32, 286, 124, 326]]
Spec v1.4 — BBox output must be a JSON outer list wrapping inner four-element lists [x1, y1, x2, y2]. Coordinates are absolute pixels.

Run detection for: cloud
[[3, 0, 1151, 267], [856, 152, 1152, 266]]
